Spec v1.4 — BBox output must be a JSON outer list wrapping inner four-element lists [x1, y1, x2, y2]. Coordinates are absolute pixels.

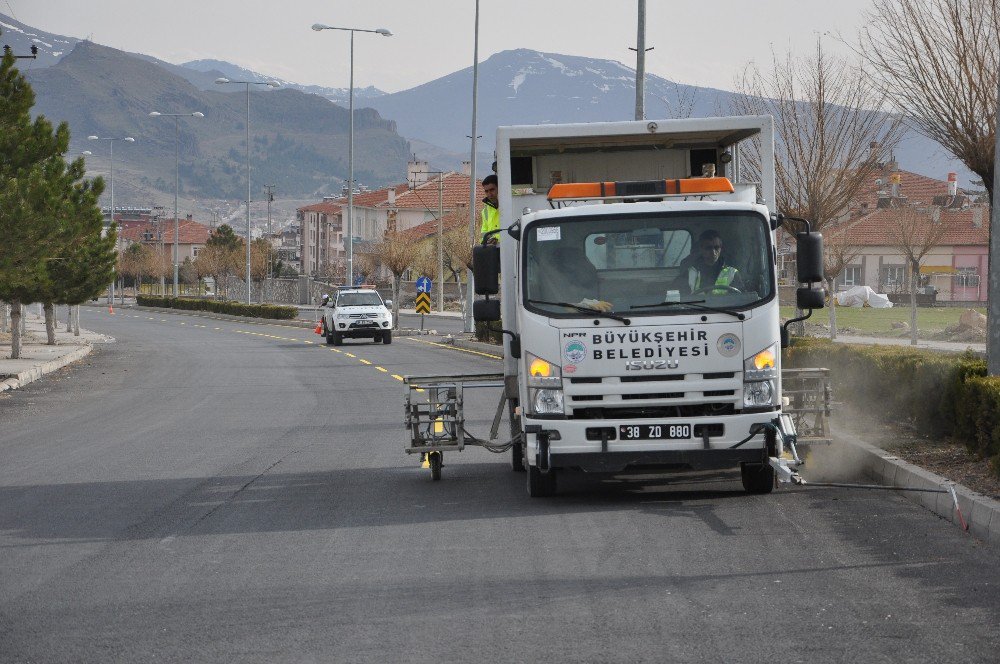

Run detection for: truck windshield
[[523, 211, 774, 317], [337, 292, 383, 307]]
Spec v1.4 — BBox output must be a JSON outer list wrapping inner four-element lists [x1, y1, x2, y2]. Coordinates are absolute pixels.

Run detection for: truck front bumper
[[524, 412, 777, 472], [550, 448, 765, 473]]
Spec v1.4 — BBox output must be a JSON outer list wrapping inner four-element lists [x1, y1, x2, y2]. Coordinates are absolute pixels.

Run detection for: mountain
[[0, 13, 78, 66], [364, 48, 975, 187], [24, 41, 410, 202], [182, 59, 386, 106]]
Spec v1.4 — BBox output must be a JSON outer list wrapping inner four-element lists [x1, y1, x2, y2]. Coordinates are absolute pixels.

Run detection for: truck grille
[[565, 372, 740, 420]]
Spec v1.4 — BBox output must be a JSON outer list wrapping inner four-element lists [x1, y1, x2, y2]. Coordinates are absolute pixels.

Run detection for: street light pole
[[87, 135, 135, 304], [149, 111, 203, 297], [215, 78, 279, 303], [466, 0, 481, 334], [264, 184, 276, 297], [312, 22, 393, 287]]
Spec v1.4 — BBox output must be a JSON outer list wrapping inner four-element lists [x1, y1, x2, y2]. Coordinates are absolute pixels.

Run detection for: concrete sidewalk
[[0, 312, 112, 393], [831, 333, 984, 355]]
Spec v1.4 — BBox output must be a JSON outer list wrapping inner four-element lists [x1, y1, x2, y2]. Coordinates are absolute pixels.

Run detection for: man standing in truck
[[679, 229, 743, 294], [480, 174, 500, 244]]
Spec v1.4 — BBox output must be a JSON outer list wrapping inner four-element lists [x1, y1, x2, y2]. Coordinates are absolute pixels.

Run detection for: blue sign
[[416, 276, 432, 293], [354, 275, 364, 286]]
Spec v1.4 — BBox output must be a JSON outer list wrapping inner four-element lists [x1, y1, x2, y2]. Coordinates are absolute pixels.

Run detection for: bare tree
[[371, 229, 420, 328], [884, 206, 950, 344], [860, 0, 999, 204], [656, 81, 698, 119], [733, 39, 907, 336], [734, 39, 907, 231], [443, 224, 474, 315], [821, 225, 864, 339]]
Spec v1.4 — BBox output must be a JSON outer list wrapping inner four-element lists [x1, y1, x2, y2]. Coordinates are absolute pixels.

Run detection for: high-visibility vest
[[480, 202, 499, 242], [689, 264, 737, 292]]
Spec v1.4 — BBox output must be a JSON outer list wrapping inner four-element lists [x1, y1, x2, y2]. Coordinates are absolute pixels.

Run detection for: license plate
[[618, 424, 691, 440]]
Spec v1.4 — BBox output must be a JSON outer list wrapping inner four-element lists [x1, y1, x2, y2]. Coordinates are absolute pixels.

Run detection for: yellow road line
[[359, 359, 371, 365], [376, 367, 388, 373], [344, 353, 356, 358], [405, 336, 502, 360], [392, 374, 404, 381]]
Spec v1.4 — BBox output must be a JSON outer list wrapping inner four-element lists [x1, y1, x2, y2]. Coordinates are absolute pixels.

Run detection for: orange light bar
[[547, 177, 735, 201]]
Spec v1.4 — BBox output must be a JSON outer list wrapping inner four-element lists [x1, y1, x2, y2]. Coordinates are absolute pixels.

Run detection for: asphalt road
[[1, 307, 998, 663]]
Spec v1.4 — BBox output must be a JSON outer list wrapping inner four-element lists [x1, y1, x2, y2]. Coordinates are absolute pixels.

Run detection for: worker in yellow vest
[[480, 174, 500, 244], [681, 229, 743, 294]]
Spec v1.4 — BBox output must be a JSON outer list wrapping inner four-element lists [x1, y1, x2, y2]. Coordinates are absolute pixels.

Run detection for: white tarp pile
[[834, 285, 893, 308]]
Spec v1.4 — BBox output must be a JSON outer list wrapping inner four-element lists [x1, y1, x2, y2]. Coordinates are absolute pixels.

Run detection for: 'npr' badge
[[717, 333, 741, 357], [564, 340, 587, 364]]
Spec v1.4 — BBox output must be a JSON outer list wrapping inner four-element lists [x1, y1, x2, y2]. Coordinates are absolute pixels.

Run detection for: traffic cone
[[108, 304, 114, 315], [314, 323, 323, 335], [420, 453, 430, 469]]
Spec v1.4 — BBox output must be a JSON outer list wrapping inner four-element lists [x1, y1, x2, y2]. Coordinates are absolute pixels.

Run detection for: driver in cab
[[679, 229, 743, 295]]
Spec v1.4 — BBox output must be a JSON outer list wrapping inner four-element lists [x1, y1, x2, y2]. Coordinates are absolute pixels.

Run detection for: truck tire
[[429, 451, 442, 481], [382, 330, 392, 344], [511, 442, 525, 472], [332, 331, 343, 346], [527, 465, 556, 497], [740, 462, 775, 494], [324, 325, 335, 345]]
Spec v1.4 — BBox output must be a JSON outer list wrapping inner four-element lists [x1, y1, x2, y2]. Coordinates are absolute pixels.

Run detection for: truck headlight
[[525, 351, 561, 388], [525, 352, 563, 415], [744, 344, 777, 408], [531, 388, 564, 415], [744, 343, 778, 381], [743, 380, 775, 408]]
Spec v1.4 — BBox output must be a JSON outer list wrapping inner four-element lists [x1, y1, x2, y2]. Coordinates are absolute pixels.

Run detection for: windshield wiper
[[527, 298, 631, 325], [630, 299, 745, 321]]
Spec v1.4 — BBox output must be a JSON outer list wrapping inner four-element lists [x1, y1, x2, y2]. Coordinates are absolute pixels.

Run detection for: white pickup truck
[[321, 287, 393, 345]]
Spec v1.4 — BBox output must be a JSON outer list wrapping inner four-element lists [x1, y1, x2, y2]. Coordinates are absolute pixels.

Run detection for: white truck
[[473, 115, 828, 497], [403, 115, 824, 494]]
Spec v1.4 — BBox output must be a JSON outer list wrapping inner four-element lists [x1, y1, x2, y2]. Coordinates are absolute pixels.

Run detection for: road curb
[[115, 304, 439, 337], [832, 427, 1000, 546], [446, 337, 504, 357], [0, 344, 93, 393]]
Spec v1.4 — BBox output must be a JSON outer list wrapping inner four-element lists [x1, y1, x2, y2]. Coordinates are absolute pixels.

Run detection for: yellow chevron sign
[[415, 292, 431, 314]]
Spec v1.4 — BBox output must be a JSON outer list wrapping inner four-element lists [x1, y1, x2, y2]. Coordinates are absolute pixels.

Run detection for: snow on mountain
[[182, 58, 385, 106], [0, 13, 78, 66]]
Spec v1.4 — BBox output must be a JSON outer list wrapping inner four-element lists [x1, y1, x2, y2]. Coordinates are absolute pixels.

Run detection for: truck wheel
[[382, 330, 392, 344], [332, 331, 343, 346], [511, 442, 525, 472], [429, 451, 442, 481], [527, 465, 556, 497], [740, 462, 775, 494], [324, 325, 334, 345]]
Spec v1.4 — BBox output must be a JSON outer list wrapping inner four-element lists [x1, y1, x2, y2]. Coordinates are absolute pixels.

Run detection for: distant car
[[321, 287, 393, 345]]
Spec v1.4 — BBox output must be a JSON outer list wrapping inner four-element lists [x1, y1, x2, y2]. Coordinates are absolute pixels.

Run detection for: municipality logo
[[717, 333, 740, 357], [564, 340, 587, 364]]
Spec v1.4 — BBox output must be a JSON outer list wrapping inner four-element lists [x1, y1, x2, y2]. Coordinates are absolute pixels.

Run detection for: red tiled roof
[[851, 167, 953, 212], [382, 173, 485, 211], [828, 206, 989, 247], [297, 202, 342, 214], [119, 219, 212, 245], [401, 202, 485, 241]]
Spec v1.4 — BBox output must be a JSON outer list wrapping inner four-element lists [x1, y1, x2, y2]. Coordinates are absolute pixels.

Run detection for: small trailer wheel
[[429, 451, 442, 481]]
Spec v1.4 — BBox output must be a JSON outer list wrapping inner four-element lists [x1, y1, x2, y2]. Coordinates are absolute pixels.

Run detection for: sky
[[7, 0, 875, 93]]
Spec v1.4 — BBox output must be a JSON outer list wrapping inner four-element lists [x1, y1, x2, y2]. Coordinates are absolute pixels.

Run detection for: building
[[117, 215, 212, 263], [296, 200, 342, 277]]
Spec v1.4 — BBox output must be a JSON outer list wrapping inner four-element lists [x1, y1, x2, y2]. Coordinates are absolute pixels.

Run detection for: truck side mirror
[[473, 298, 501, 322], [796, 287, 825, 310], [473, 244, 500, 295], [796, 232, 824, 284]]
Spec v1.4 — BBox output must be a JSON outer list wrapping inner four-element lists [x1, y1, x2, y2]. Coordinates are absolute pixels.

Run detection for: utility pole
[[466, 0, 481, 334], [988, 74, 1000, 375], [264, 184, 276, 299], [629, 0, 653, 120]]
